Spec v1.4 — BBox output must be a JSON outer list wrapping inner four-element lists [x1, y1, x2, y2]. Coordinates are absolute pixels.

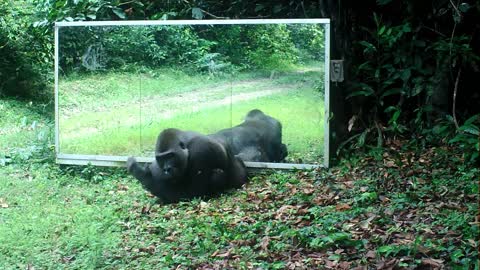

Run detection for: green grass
[[58, 65, 325, 163], [0, 165, 123, 269], [0, 100, 53, 163]]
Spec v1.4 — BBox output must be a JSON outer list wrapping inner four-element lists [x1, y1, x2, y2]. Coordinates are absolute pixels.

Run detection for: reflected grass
[[59, 66, 325, 163]]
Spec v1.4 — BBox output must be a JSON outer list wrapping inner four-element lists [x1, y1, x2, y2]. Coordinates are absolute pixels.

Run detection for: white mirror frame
[[54, 19, 331, 169]]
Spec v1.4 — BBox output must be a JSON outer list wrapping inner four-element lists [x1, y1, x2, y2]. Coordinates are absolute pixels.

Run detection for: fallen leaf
[[260, 236, 270, 251], [385, 160, 396, 168], [335, 203, 351, 211], [366, 250, 376, 258], [421, 258, 444, 268]]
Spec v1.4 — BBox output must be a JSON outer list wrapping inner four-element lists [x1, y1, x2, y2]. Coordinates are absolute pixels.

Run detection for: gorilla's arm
[[127, 157, 155, 191], [127, 157, 187, 203], [228, 156, 248, 188]]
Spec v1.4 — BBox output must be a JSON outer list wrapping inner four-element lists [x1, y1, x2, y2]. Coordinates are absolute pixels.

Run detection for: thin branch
[[452, 68, 461, 129], [449, 0, 462, 18], [118, 1, 136, 6], [421, 25, 447, 37], [199, 8, 228, 19], [449, 22, 457, 59], [301, 1, 307, 18]]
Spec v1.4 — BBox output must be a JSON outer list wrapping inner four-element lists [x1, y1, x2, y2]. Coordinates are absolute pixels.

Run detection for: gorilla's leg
[[187, 135, 248, 194], [229, 156, 248, 188]]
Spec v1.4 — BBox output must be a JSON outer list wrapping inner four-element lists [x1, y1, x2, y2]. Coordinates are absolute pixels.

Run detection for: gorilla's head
[[154, 128, 189, 182]]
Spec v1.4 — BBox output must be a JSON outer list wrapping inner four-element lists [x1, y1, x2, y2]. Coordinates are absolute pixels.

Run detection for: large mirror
[[55, 20, 330, 167]]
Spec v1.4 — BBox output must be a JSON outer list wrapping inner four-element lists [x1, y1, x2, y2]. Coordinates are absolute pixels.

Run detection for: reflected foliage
[[59, 24, 324, 75]]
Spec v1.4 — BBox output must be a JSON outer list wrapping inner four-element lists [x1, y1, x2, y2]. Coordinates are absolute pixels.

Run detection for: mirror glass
[[58, 22, 326, 164]]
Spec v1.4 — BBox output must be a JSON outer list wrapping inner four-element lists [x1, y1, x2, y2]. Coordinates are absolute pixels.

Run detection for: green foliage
[[349, 15, 428, 136], [342, 1, 480, 155], [289, 24, 325, 61], [34, 0, 136, 25], [432, 114, 480, 164], [0, 0, 51, 98], [245, 24, 299, 71], [1, 0, 327, 97], [0, 99, 54, 164]]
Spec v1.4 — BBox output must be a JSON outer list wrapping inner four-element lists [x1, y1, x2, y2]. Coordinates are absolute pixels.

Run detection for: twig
[[421, 25, 447, 37], [118, 0, 136, 6], [199, 8, 228, 19], [448, 0, 462, 58], [452, 68, 461, 129], [449, 0, 462, 18]]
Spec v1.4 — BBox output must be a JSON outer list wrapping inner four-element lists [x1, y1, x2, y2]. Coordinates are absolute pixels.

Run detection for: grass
[[0, 98, 478, 269], [58, 65, 325, 163]]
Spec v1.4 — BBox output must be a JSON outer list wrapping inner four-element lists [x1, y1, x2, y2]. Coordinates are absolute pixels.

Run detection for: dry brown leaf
[[260, 236, 270, 251], [303, 188, 315, 195], [366, 250, 376, 258], [335, 203, 351, 211], [376, 258, 398, 270], [338, 261, 352, 269], [385, 160, 396, 168], [421, 258, 444, 268]]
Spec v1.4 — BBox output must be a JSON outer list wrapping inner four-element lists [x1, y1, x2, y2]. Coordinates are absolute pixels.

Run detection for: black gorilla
[[209, 109, 288, 162], [127, 128, 248, 203]]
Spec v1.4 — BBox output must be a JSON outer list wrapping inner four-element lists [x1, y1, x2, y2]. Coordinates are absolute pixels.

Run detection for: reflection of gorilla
[[209, 109, 288, 162], [127, 128, 248, 203]]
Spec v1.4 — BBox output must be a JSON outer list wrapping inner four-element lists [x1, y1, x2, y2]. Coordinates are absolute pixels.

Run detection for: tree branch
[[452, 68, 461, 129]]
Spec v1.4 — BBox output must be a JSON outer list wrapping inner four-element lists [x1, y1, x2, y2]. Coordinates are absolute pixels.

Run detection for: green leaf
[[358, 41, 377, 53], [273, 4, 283, 14], [384, 106, 397, 113], [358, 130, 368, 146], [381, 88, 404, 98], [347, 87, 375, 99], [191, 7, 203, 19], [389, 110, 401, 123], [402, 23, 411, 33], [463, 114, 479, 126], [459, 3, 470, 13], [358, 61, 372, 71], [413, 40, 426, 47], [112, 8, 126, 19], [400, 69, 411, 82], [86, 14, 96, 20], [378, 25, 386, 35], [377, 0, 393, 5], [459, 125, 479, 136], [254, 4, 265, 12], [378, 245, 394, 254]]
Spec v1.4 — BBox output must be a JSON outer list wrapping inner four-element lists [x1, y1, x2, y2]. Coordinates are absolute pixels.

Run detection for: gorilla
[[127, 128, 248, 203], [209, 109, 288, 162]]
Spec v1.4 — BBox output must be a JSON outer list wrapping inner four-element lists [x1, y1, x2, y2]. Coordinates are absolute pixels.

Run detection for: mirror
[[56, 20, 328, 166]]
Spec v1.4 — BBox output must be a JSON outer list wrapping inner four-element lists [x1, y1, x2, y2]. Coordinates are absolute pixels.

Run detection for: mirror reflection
[[58, 23, 326, 164]]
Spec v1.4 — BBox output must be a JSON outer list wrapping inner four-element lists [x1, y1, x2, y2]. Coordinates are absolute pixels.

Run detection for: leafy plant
[[448, 114, 479, 163]]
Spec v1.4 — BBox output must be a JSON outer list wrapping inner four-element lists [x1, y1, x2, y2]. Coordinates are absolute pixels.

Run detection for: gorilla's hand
[[126, 156, 137, 173]]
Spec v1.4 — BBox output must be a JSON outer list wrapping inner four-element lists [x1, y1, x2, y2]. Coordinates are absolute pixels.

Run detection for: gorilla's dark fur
[[127, 109, 287, 203], [127, 128, 247, 203], [209, 109, 288, 162]]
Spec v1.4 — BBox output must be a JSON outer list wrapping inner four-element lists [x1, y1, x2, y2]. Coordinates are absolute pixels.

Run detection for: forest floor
[[0, 98, 478, 269]]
